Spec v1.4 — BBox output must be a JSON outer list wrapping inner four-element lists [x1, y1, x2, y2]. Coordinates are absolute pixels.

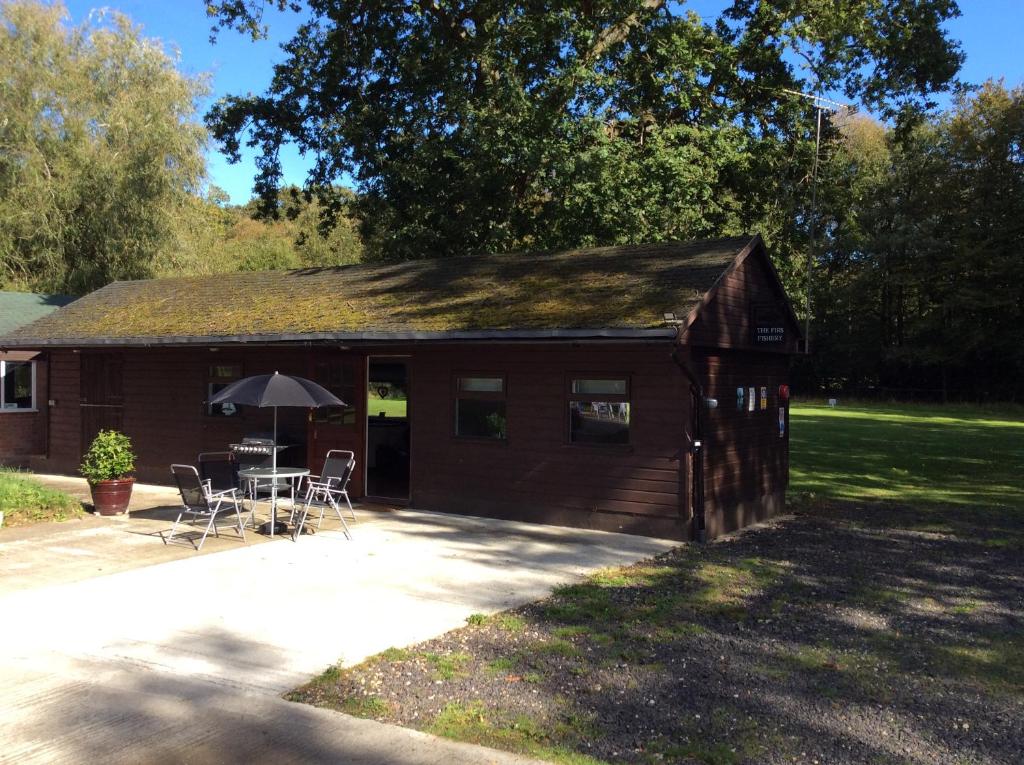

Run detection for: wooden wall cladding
[[34, 338, 791, 542], [684, 249, 801, 355], [406, 343, 690, 538], [695, 347, 791, 536]]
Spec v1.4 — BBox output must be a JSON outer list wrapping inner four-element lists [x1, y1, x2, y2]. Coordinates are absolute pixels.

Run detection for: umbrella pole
[[272, 406, 278, 537]]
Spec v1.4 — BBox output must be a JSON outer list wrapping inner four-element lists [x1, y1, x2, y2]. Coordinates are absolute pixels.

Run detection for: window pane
[[459, 376, 504, 393], [456, 399, 507, 439], [314, 361, 358, 424], [2, 362, 33, 409], [209, 364, 241, 380], [369, 381, 407, 419], [572, 378, 627, 396], [207, 382, 241, 417], [569, 401, 630, 444]]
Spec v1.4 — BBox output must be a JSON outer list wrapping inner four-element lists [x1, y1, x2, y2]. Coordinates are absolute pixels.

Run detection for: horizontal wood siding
[[35, 348, 313, 483], [684, 249, 800, 354], [406, 343, 690, 538], [31, 339, 794, 542], [32, 344, 689, 538], [696, 348, 790, 537]]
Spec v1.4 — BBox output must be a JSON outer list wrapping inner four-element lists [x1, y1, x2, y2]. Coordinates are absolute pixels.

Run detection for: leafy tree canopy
[[206, 0, 963, 260], [161, 184, 363, 277], [0, 0, 208, 293], [802, 80, 1024, 399]]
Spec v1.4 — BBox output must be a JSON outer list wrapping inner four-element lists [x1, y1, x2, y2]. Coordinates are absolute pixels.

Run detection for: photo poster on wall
[[748, 386, 755, 412], [736, 386, 745, 410], [779, 406, 786, 437], [760, 386, 767, 410]]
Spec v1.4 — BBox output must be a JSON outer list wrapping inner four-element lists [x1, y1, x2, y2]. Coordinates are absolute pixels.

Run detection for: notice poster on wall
[[736, 387, 745, 411], [760, 386, 768, 410], [748, 387, 755, 412]]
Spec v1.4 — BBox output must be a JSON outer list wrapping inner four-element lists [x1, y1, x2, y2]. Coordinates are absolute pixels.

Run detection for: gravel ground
[[291, 500, 1024, 765]]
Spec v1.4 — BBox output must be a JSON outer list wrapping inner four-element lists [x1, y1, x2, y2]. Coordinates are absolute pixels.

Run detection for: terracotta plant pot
[[90, 478, 135, 516]]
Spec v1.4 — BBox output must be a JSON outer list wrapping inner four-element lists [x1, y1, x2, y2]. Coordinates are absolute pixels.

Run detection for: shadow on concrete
[[6, 628, 537, 764]]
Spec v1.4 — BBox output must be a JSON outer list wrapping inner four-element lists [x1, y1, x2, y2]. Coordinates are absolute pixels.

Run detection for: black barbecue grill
[[230, 436, 290, 466], [230, 436, 298, 496]]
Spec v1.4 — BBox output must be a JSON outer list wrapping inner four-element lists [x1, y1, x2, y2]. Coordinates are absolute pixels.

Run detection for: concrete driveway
[[0, 492, 675, 764]]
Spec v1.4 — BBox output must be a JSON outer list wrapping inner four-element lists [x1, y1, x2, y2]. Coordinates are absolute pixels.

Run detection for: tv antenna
[[780, 89, 855, 354]]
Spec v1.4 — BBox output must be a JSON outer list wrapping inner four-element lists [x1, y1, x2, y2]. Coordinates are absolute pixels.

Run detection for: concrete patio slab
[[0, 477, 678, 764], [0, 475, 279, 594]]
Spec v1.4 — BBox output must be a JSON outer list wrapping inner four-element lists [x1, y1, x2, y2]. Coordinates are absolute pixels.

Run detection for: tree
[[797, 81, 1024, 400], [205, 0, 962, 261], [264, 186, 363, 267], [158, 184, 363, 277], [0, 1, 208, 294], [913, 81, 1024, 398]]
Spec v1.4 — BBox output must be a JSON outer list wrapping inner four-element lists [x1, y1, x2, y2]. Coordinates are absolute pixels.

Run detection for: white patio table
[[238, 467, 309, 538]]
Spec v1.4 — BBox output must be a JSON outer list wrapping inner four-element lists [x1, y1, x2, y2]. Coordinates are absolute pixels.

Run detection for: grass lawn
[[0, 469, 83, 527], [290, 400, 1024, 765], [790, 401, 1024, 508], [367, 393, 407, 419]]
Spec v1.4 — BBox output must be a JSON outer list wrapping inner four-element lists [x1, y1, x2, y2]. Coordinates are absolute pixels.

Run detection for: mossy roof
[[0, 236, 757, 346]]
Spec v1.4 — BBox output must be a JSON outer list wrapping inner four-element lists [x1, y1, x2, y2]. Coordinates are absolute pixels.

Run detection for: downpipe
[[671, 347, 708, 544]]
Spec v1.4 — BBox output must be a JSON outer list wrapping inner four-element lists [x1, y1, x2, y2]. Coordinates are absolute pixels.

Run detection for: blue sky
[[60, 0, 1024, 204]]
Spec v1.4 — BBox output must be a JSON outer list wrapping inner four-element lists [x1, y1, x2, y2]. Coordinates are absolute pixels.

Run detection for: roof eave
[[0, 327, 678, 349]]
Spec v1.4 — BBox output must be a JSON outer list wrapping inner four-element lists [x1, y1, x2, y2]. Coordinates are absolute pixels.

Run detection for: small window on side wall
[[569, 377, 630, 445], [207, 364, 242, 417], [455, 375, 507, 440], [1, 360, 35, 410]]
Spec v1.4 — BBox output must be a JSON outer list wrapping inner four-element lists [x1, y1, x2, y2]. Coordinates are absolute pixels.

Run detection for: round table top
[[238, 467, 310, 479]]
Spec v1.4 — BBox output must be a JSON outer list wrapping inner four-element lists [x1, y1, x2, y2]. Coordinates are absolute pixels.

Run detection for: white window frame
[[0, 359, 37, 412]]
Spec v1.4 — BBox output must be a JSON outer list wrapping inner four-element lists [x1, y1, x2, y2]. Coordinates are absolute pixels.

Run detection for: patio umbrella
[[209, 371, 346, 475]]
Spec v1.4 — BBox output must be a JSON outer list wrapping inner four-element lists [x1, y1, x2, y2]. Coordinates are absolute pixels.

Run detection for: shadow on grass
[[789, 404, 1024, 508], [297, 498, 1024, 765]]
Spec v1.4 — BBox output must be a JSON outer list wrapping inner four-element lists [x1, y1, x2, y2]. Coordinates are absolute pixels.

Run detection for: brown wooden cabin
[[0, 235, 800, 540]]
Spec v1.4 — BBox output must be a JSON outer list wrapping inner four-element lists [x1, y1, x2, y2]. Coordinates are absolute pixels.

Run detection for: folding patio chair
[[168, 464, 247, 551], [198, 451, 239, 492], [292, 450, 355, 540], [198, 451, 253, 526]]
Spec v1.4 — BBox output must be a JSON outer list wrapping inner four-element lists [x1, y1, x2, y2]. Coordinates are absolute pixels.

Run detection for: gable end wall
[[683, 248, 800, 354]]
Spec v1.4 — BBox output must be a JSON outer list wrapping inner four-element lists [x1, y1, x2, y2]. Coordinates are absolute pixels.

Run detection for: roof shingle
[[0, 292, 76, 336], [0, 236, 755, 346]]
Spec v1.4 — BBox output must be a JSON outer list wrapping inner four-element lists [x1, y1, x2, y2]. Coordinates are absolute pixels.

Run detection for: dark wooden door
[[80, 353, 124, 451], [307, 353, 366, 497]]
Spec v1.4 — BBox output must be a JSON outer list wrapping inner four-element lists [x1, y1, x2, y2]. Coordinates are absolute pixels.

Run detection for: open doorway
[[365, 359, 410, 500]]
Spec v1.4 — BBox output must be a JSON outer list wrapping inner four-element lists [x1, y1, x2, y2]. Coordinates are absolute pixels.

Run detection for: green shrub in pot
[[80, 430, 137, 515], [80, 430, 136, 483]]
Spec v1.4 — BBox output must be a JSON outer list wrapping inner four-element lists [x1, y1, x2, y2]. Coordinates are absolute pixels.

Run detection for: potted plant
[[80, 429, 137, 516]]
